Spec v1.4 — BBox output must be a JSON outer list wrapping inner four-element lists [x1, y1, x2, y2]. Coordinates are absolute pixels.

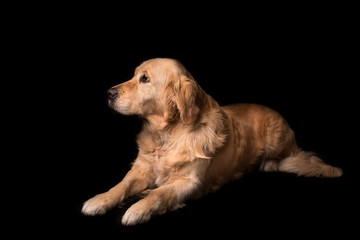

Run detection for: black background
[[9, 4, 358, 239]]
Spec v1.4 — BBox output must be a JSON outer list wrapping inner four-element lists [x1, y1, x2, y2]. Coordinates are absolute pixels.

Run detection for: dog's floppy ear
[[163, 72, 205, 125], [163, 79, 179, 123], [174, 75, 203, 125]]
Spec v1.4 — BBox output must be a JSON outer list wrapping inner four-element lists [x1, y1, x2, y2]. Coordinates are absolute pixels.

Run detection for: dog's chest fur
[[137, 128, 188, 184]]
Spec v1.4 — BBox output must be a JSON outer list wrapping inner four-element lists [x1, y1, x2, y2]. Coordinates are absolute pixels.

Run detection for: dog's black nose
[[107, 88, 118, 100]]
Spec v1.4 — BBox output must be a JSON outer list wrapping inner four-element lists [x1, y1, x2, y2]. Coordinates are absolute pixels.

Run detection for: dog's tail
[[262, 150, 343, 178], [275, 150, 343, 178]]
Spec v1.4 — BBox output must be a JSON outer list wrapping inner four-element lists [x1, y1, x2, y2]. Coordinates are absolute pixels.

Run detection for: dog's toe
[[121, 202, 151, 226], [81, 193, 117, 216], [81, 198, 107, 216]]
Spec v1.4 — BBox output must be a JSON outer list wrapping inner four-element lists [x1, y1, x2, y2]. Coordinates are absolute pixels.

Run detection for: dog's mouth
[[108, 99, 115, 107], [108, 100, 120, 113]]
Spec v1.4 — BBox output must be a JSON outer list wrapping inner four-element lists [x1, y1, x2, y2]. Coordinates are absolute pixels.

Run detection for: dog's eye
[[140, 74, 150, 83]]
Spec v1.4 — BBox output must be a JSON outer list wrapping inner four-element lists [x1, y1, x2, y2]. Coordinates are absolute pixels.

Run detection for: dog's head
[[108, 58, 206, 126]]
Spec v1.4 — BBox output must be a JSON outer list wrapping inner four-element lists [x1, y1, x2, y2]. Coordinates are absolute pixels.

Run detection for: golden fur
[[82, 58, 343, 225]]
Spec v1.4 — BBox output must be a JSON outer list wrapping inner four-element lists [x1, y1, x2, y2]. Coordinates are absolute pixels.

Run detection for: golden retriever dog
[[82, 58, 343, 225]]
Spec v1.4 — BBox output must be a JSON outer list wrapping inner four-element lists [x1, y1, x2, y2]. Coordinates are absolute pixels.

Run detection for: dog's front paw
[[81, 193, 118, 216], [121, 201, 153, 226]]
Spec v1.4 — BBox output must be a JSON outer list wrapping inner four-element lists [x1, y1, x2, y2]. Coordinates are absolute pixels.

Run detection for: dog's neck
[[144, 114, 175, 133]]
